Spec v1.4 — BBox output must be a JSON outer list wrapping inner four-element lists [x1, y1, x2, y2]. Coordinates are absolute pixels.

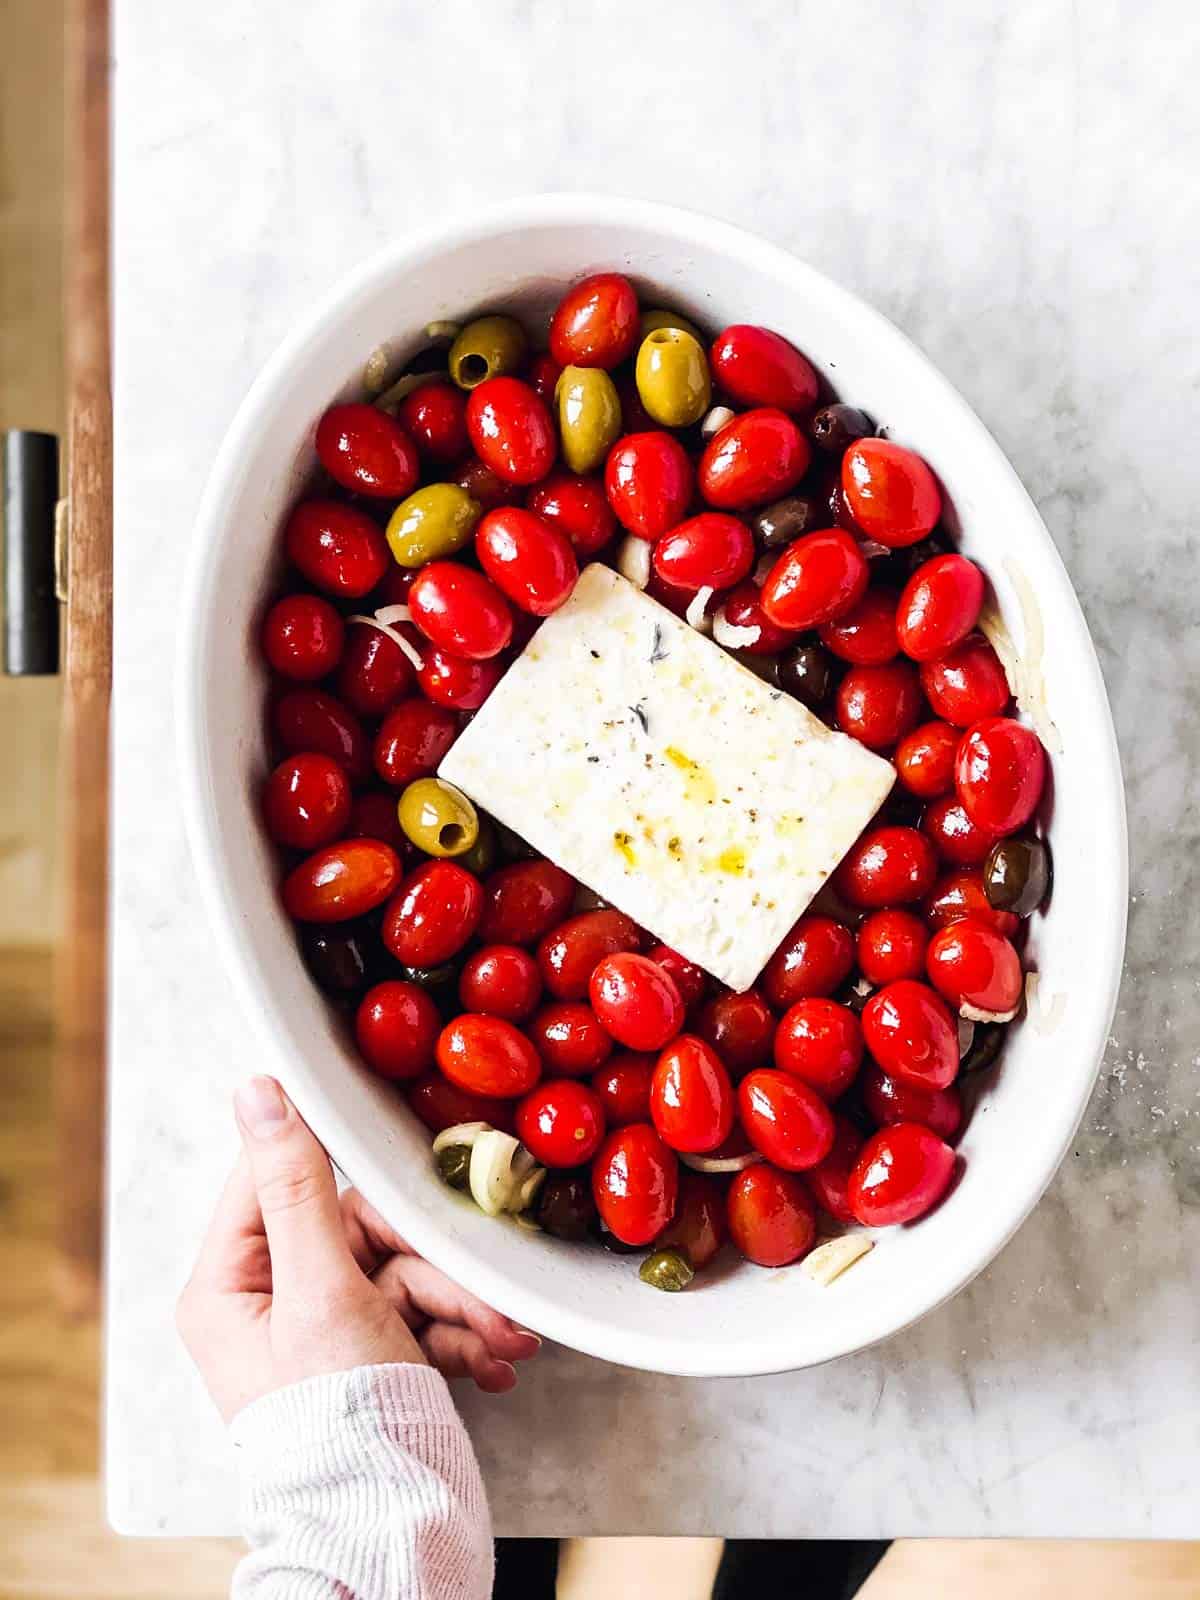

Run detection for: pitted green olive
[[639, 307, 704, 343], [386, 483, 481, 568], [458, 814, 497, 877], [448, 315, 528, 390], [639, 1247, 695, 1292], [556, 365, 622, 473], [398, 778, 479, 858], [635, 327, 711, 428]]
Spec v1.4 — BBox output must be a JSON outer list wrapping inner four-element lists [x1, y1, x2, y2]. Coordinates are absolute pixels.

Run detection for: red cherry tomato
[[549, 273, 639, 370], [381, 860, 483, 967], [336, 621, 415, 717], [924, 869, 1020, 938], [591, 1053, 655, 1127], [645, 945, 707, 1009], [897, 554, 984, 661], [652, 513, 755, 593], [407, 1073, 516, 1137], [373, 699, 459, 788], [282, 838, 401, 923], [262, 594, 344, 681], [835, 825, 938, 908], [856, 909, 929, 986], [773, 998, 863, 1100], [698, 408, 810, 510], [526, 472, 616, 558], [861, 1061, 963, 1142], [695, 988, 775, 1077], [526, 1001, 614, 1077], [475, 506, 578, 616], [273, 688, 371, 784], [739, 1068, 835, 1171], [841, 439, 941, 549], [647, 567, 703, 619], [458, 944, 543, 1021], [818, 586, 900, 665], [516, 1079, 606, 1167], [926, 919, 1022, 1017], [836, 660, 923, 751], [453, 455, 524, 510], [922, 794, 998, 866], [719, 582, 799, 654], [604, 432, 694, 540], [284, 500, 390, 598], [727, 1164, 816, 1267], [760, 529, 869, 631], [589, 953, 685, 1051], [955, 716, 1046, 835], [437, 1013, 542, 1099], [395, 384, 469, 465], [263, 753, 350, 850], [417, 647, 503, 711], [848, 1121, 956, 1226], [314, 405, 420, 500], [804, 1114, 865, 1224], [354, 980, 440, 1080], [345, 790, 409, 856], [526, 353, 563, 405], [894, 720, 960, 799], [919, 633, 1009, 726], [408, 561, 513, 660], [762, 915, 855, 1009], [862, 980, 959, 1091], [709, 324, 818, 413], [592, 1124, 678, 1246], [656, 1173, 727, 1268], [650, 1035, 735, 1153], [480, 860, 576, 945], [466, 376, 557, 485], [537, 909, 643, 1000]]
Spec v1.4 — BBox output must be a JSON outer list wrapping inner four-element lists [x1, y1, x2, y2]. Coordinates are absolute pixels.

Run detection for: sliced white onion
[[617, 535, 651, 590], [432, 1121, 491, 1155], [801, 1234, 874, 1286], [469, 1131, 523, 1217], [686, 585, 715, 632], [375, 604, 412, 627], [960, 999, 1019, 1025], [700, 404, 735, 440], [712, 605, 761, 650], [346, 611, 426, 673], [978, 562, 1063, 755], [1025, 970, 1067, 1035], [680, 1148, 763, 1174], [425, 319, 461, 345]]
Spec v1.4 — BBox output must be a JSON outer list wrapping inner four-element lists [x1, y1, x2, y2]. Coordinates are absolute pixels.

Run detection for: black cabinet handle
[[3, 429, 60, 676]]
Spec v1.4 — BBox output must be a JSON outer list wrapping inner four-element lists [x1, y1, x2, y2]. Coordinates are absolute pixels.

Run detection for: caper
[[436, 1145, 472, 1191], [301, 923, 375, 999], [639, 1247, 695, 1292], [556, 365, 622, 473], [962, 1021, 1006, 1076], [983, 836, 1050, 918], [811, 404, 874, 454], [635, 328, 711, 428], [639, 306, 705, 344], [386, 483, 481, 568], [457, 813, 497, 877], [448, 315, 528, 390], [398, 778, 479, 859], [751, 495, 820, 549], [777, 642, 835, 709], [536, 1174, 597, 1241]]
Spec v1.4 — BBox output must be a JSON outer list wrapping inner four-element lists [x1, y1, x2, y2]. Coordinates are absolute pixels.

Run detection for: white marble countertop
[[106, 0, 1200, 1537]]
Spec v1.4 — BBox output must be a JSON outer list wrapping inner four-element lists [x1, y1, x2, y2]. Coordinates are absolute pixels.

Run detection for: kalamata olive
[[301, 923, 376, 998], [777, 643, 835, 709], [811, 404, 874, 454], [537, 1173, 597, 1240], [983, 835, 1051, 917], [436, 1145, 472, 1190], [961, 1021, 1006, 1075], [750, 495, 821, 549], [639, 1248, 695, 1292]]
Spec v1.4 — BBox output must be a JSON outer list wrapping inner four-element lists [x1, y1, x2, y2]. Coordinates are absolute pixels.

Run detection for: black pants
[[494, 1537, 890, 1598]]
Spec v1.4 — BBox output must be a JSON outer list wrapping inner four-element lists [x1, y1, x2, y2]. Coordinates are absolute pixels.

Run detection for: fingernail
[[516, 1328, 542, 1349], [235, 1076, 288, 1139]]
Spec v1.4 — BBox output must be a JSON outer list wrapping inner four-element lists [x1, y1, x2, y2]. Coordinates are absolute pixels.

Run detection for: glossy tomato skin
[[437, 1013, 542, 1099], [453, 455, 524, 511], [273, 688, 371, 783], [262, 753, 350, 851], [835, 825, 938, 908], [894, 719, 960, 798], [656, 1174, 727, 1269], [762, 915, 855, 1009], [466, 376, 557, 485], [645, 945, 707, 1010], [856, 909, 929, 986], [841, 439, 941, 549], [926, 919, 1022, 1016], [710, 324, 818, 413], [408, 562, 513, 660], [407, 1073, 516, 1137], [395, 384, 469, 465], [457, 944, 543, 1021], [720, 582, 799, 654], [475, 506, 578, 616], [526, 353, 563, 405], [417, 647, 503, 711], [897, 554, 984, 661], [354, 979, 441, 1080], [516, 1080, 606, 1167], [818, 586, 900, 665], [862, 980, 959, 1091], [527, 1001, 614, 1077], [373, 699, 459, 788], [480, 860, 576, 945], [955, 716, 1046, 835], [592, 1124, 679, 1246], [727, 1164, 816, 1267], [804, 1114, 865, 1224], [923, 795, 998, 866], [650, 1035, 735, 1153], [336, 623, 414, 718], [699, 408, 810, 510], [589, 953, 685, 1052], [695, 988, 776, 1078], [315, 404, 420, 498], [761, 529, 869, 631], [848, 1121, 956, 1226], [282, 839, 401, 923], [920, 634, 1009, 726], [592, 1053, 655, 1127], [861, 1061, 963, 1142], [604, 432, 694, 540], [549, 273, 639, 370], [262, 594, 344, 681], [836, 660, 923, 751], [653, 513, 755, 593], [537, 909, 643, 1000], [924, 869, 1020, 938], [773, 998, 863, 1100], [526, 473, 616, 558], [381, 860, 483, 967], [739, 1068, 835, 1171], [284, 500, 390, 598]]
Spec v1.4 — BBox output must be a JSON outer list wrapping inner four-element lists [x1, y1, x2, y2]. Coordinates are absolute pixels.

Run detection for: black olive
[[961, 1022, 1006, 1076], [301, 924, 375, 998], [751, 495, 820, 549], [834, 977, 874, 1017], [777, 643, 834, 709], [983, 836, 1051, 918], [881, 788, 925, 829], [493, 820, 538, 861], [874, 531, 954, 586], [537, 1173, 597, 1241], [811, 404, 874, 454]]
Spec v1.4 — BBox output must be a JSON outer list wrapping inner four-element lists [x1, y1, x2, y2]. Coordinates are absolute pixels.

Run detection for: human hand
[[177, 1075, 540, 1422]]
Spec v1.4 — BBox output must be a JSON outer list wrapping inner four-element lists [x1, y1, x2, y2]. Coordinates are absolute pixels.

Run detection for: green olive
[[635, 328, 711, 428], [639, 307, 704, 344], [398, 778, 479, 859], [436, 1145, 472, 1191], [556, 365, 622, 473], [983, 836, 1050, 918], [961, 1021, 1006, 1076], [457, 813, 497, 877], [536, 1174, 596, 1241], [639, 1247, 695, 1292], [386, 483, 481, 568], [448, 315, 528, 390]]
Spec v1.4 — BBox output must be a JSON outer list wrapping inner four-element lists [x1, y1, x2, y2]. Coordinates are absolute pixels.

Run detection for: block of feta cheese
[[439, 564, 894, 991]]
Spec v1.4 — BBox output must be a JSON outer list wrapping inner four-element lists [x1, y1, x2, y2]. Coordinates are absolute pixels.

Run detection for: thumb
[[234, 1076, 354, 1295]]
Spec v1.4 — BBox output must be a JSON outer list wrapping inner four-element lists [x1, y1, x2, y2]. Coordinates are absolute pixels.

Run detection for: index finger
[[339, 1187, 412, 1274]]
